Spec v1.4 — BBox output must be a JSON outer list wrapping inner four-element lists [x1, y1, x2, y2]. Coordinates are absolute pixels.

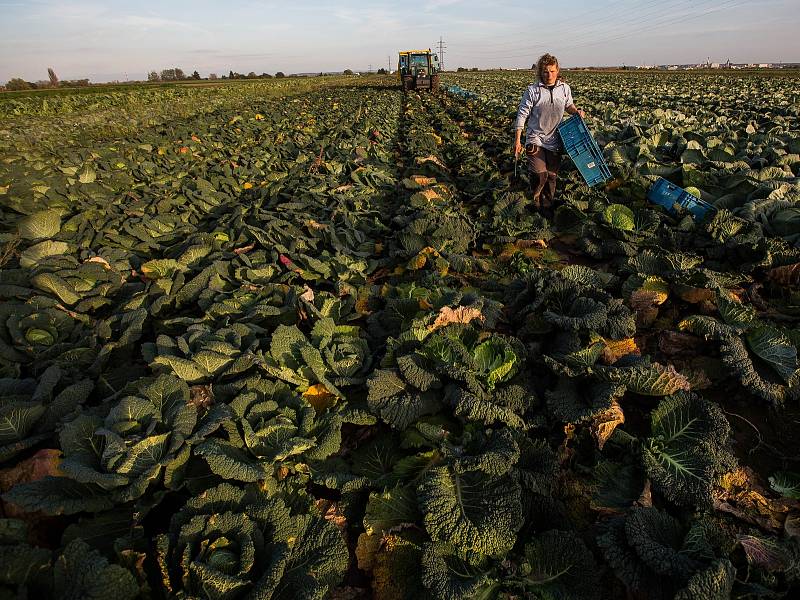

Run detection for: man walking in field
[[513, 53, 585, 216]]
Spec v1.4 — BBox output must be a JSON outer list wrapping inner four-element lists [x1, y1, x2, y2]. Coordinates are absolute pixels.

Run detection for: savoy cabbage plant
[[143, 322, 263, 384], [195, 377, 374, 482], [679, 291, 799, 404], [0, 518, 51, 598], [368, 323, 530, 429], [0, 296, 97, 374], [421, 542, 500, 600], [0, 519, 140, 600], [0, 364, 92, 463], [4, 374, 228, 513], [198, 283, 299, 328], [642, 392, 736, 507], [508, 529, 601, 600], [554, 201, 661, 259], [506, 266, 636, 342], [156, 482, 348, 600], [263, 318, 371, 398], [543, 330, 691, 397], [598, 507, 735, 600], [404, 426, 524, 557], [608, 391, 736, 508]]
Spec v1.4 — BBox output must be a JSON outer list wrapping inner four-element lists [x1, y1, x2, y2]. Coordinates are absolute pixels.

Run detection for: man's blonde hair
[[536, 53, 560, 82]]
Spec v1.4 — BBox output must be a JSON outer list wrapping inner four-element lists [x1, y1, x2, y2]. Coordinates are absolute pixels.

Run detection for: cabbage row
[[0, 72, 799, 600]]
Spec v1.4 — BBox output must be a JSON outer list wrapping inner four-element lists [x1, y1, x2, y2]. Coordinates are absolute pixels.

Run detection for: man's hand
[[513, 128, 524, 157], [567, 105, 586, 119]]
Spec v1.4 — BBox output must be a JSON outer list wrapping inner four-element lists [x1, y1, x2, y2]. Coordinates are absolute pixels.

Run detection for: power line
[[464, 0, 648, 46], [465, 0, 669, 54], [556, 0, 750, 57], [461, 0, 717, 58], [458, 0, 748, 62], [435, 36, 447, 70]]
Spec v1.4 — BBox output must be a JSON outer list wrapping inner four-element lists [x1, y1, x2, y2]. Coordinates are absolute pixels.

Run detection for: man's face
[[542, 64, 558, 85]]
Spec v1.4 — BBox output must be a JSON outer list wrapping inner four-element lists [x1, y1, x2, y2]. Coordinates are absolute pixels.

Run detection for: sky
[[1, 0, 799, 83]]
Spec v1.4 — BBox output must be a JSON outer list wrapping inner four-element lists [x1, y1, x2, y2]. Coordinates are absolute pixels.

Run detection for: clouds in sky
[[1, 0, 797, 82]]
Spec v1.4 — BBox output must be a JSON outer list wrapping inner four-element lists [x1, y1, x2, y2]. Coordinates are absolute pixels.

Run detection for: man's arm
[[564, 84, 585, 118], [515, 87, 533, 129], [513, 126, 525, 157], [513, 87, 532, 155], [566, 104, 586, 118]]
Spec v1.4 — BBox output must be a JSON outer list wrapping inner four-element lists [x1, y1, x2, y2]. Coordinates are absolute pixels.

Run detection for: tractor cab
[[398, 49, 440, 91]]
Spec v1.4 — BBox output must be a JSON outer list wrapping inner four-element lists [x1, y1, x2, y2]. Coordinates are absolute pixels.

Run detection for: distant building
[[758, 63, 771, 68]]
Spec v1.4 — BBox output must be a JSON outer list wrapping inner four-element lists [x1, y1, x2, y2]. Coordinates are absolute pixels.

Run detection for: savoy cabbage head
[[0, 296, 97, 374], [4, 374, 228, 513], [680, 291, 800, 404], [0, 520, 140, 600], [263, 318, 372, 398], [196, 377, 374, 482], [642, 391, 736, 508], [421, 542, 499, 600], [417, 427, 524, 557], [0, 364, 93, 463], [156, 482, 348, 600], [598, 507, 735, 600]]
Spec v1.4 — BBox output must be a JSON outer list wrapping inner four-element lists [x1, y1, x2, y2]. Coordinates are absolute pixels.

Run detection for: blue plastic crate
[[558, 114, 595, 148], [565, 138, 611, 187], [647, 177, 716, 220], [445, 85, 479, 100], [557, 116, 611, 187]]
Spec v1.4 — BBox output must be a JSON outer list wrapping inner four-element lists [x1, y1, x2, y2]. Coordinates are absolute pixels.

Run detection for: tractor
[[398, 49, 440, 91]]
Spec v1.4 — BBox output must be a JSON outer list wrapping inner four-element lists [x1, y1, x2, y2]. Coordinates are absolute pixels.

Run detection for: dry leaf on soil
[[590, 400, 625, 450], [767, 262, 800, 286], [714, 467, 800, 533], [601, 338, 640, 365], [429, 306, 485, 332], [303, 383, 338, 413]]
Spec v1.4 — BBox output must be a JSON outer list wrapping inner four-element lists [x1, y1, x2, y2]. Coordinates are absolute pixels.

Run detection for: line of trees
[[3, 68, 90, 91], [3, 65, 393, 92], [145, 69, 290, 81], [223, 71, 283, 79], [147, 68, 200, 82]]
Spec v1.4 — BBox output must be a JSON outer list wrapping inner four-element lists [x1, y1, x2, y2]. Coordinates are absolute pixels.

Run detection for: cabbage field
[[0, 69, 799, 599]]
